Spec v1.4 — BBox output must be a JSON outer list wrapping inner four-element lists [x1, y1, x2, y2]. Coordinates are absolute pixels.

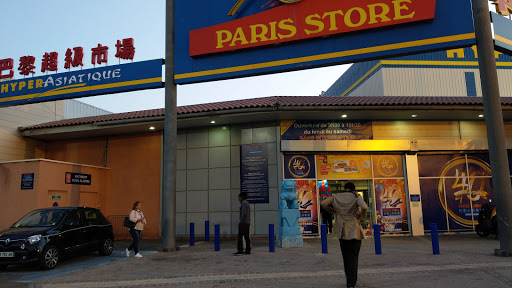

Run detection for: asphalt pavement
[[0, 234, 510, 288]]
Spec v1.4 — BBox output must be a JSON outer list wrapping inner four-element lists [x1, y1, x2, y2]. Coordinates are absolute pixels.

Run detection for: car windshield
[[13, 209, 67, 228]]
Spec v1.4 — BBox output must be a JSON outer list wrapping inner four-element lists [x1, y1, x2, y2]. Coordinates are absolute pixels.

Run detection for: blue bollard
[[321, 224, 328, 254], [373, 224, 382, 255], [214, 224, 220, 251], [431, 223, 440, 255], [205, 221, 210, 242], [190, 222, 195, 246], [269, 224, 275, 252]]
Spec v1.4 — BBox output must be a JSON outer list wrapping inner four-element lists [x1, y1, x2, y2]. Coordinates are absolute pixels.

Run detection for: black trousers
[[237, 223, 251, 253], [339, 239, 362, 288], [128, 229, 141, 254]]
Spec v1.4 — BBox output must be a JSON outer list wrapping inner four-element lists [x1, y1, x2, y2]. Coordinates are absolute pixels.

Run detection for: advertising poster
[[281, 120, 372, 141], [372, 155, 404, 178], [295, 180, 318, 235], [21, 173, 34, 190], [419, 178, 449, 231], [418, 154, 495, 231], [316, 155, 372, 179], [283, 154, 316, 179], [374, 179, 408, 232], [240, 144, 269, 203]]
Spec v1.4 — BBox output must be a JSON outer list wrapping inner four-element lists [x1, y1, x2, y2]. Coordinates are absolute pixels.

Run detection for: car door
[[59, 209, 85, 253], [81, 208, 101, 249]]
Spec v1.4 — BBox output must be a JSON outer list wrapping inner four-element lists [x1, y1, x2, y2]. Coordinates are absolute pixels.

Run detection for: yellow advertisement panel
[[316, 155, 372, 179]]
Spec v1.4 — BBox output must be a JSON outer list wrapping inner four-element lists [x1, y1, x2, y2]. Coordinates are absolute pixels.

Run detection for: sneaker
[[125, 249, 130, 257], [233, 251, 244, 256], [134, 253, 143, 258]]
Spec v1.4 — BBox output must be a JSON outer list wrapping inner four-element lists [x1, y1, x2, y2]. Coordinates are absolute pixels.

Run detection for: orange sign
[[189, 0, 437, 56]]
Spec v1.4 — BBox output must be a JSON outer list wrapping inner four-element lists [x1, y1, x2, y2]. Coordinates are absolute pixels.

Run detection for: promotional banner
[[281, 120, 372, 141], [418, 154, 495, 231], [240, 144, 269, 203], [316, 155, 372, 179], [0, 59, 163, 107], [283, 154, 316, 179], [175, 0, 476, 84], [372, 155, 404, 178], [374, 179, 408, 232], [295, 180, 318, 235]]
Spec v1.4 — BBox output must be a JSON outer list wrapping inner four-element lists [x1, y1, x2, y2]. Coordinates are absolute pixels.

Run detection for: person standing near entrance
[[126, 201, 147, 258], [235, 192, 251, 255], [321, 182, 368, 288]]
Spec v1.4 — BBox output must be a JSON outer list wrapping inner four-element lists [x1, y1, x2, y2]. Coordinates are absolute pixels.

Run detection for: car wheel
[[40, 245, 59, 270], [99, 238, 114, 256]]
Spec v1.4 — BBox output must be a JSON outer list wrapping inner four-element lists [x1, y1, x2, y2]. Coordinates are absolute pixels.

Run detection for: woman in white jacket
[[321, 182, 368, 288], [125, 201, 147, 258]]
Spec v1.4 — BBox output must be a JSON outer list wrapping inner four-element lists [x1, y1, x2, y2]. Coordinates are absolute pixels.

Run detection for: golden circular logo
[[288, 155, 311, 178], [437, 156, 491, 228], [376, 156, 399, 177]]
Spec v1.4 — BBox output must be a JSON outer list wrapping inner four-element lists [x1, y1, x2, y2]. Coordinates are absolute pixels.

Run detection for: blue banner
[[281, 120, 372, 141], [284, 154, 316, 179], [492, 12, 512, 55], [175, 0, 475, 84], [240, 144, 269, 204], [0, 59, 163, 107]]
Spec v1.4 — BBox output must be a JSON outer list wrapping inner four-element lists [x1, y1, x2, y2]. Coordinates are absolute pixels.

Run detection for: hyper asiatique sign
[[175, 0, 476, 84]]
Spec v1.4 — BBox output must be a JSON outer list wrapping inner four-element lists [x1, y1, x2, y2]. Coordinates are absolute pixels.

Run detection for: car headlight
[[27, 234, 42, 244]]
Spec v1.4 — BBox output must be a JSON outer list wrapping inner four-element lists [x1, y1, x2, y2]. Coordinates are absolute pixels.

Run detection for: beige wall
[[0, 159, 110, 231]]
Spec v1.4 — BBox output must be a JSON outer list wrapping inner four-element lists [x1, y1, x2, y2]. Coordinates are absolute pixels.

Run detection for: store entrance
[[320, 180, 375, 234]]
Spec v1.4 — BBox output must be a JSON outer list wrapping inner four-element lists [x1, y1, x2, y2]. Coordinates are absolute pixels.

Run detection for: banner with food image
[[375, 179, 409, 233], [294, 180, 318, 235], [316, 155, 372, 179]]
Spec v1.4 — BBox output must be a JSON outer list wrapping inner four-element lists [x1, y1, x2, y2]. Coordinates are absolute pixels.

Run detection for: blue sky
[[1, 1, 502, 113], [0, 0, 347, 113]]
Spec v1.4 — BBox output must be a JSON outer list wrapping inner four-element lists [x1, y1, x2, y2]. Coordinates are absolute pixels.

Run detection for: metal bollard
[[321, 224, 328, 254], [269, 224, 275, 252], [205, 221, 210, 242], [214, 224, 220, 251], [373, 224, 382, 255], [190, 222, 195, 246], [431, 223, 440, 255]]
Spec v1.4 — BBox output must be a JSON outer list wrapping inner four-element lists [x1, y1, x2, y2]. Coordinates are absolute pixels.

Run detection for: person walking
[[321, 182, 368, 288], [234, 192, 251, 255], [126, 201, 147, 258]]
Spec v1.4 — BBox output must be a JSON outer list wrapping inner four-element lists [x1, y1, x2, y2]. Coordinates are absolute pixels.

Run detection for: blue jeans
[[128, 229, 141, 254]]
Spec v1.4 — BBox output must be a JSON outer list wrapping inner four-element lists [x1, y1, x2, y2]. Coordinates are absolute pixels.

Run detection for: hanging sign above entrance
[[175, 0, 476, 84]]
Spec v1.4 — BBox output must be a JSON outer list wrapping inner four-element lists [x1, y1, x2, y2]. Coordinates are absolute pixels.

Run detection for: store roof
[[20, 96, 512, 130]]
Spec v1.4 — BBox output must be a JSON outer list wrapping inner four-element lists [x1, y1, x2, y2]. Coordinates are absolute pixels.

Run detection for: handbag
[[123, 216, 136, 229]]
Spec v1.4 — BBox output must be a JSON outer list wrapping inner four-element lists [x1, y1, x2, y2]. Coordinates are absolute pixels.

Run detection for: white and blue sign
[[21, 173, 34, 190], [0, 59, 163, 107], [492, 12, 512, 55]]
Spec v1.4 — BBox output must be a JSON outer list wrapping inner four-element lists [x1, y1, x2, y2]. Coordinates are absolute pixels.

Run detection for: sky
[[0, 0, 349, 113], [0, 1, 500, 113]]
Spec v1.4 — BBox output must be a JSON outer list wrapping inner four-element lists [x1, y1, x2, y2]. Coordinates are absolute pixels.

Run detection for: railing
[[107, 215, 131, 240]]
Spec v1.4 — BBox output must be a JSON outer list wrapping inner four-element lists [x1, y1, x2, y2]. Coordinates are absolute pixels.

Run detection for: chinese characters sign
[[0, 38, 135, 80]]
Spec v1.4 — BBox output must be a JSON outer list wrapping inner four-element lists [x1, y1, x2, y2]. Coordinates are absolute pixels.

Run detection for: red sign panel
[[190, 0, 437, 56]]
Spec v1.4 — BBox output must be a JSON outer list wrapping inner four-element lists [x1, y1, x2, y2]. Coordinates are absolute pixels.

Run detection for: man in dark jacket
[[235, 192, 251, 255]]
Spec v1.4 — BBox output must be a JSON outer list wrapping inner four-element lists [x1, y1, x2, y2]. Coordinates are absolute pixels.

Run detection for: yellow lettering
[[393, 0, 415, 20], [344, 7, 367, 28], [304, 14, 324, 35], [269, 21, 278, 40], [36, 79, 43, 88], [10, 82, 17, 91], [471, 46, 478, 58], [216, 30, 232, 48], [18, 81, 26, 90], [368, 3, 391, 24], [1, 84, 7, 93], [322, 10, 344, 31], [278, 19, 296, 39], [250, 24, 269, 43], [447, 48, 465, 58], [230, 27, 249, 46], [28, 80, 34, 89]]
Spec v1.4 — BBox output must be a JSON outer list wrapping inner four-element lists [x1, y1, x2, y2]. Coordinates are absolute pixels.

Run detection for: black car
[[0, 207, 114, 270]]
